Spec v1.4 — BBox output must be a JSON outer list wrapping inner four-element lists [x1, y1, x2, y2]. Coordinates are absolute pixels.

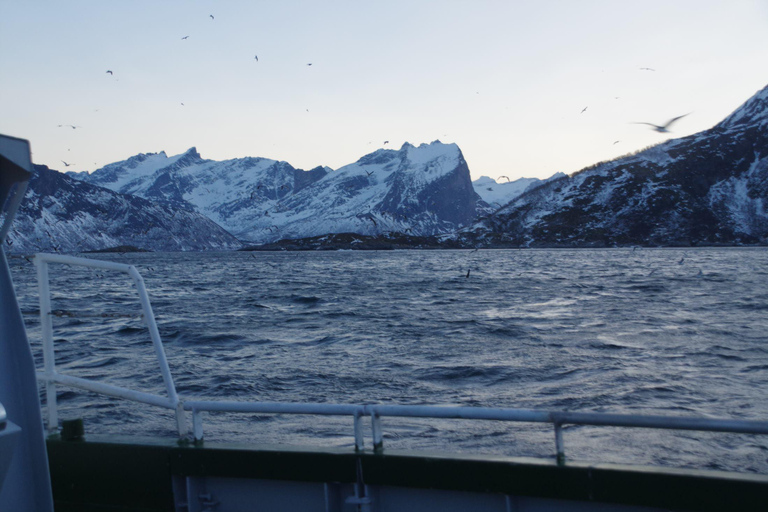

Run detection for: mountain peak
[[183, 147, 200, 158]]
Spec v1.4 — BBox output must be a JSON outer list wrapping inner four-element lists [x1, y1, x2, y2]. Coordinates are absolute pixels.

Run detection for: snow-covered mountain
[[16, 83, 768, 253], [72, 141, 481, 243], [468, 84, 768, 247], [7, 165, 242, 253], [472, 173, 566, 209]]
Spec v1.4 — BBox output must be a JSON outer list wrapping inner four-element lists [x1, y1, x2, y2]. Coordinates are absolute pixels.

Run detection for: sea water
[[9, 248, 768, 472]]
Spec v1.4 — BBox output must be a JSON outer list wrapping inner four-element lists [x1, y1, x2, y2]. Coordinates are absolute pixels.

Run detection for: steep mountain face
[[7, 165, 242, 253], [73, 141, 480, 243], [470, 84, 768, 247], [271, 141, 480, 241]]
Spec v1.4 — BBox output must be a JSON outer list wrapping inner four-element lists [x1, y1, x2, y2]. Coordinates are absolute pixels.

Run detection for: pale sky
[[1, 1, 767, 181]]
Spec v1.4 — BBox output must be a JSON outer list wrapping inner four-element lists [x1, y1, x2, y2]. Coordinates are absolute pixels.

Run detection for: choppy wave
[[10, 247, 768, 472]]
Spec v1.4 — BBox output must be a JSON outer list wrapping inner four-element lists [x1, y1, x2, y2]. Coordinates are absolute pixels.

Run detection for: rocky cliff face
[[72, 140, 481, 243], [468, 84, 768, 247], [7, 165, 242, 253]]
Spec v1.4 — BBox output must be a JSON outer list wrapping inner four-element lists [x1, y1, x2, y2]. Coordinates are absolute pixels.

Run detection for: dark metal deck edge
[[47, 435, 768, 512]]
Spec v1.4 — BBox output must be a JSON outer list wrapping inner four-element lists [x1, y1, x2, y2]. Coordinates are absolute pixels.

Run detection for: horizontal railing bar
[[368, 405, 768, 435], [35, 253, 136, 273], [184, 400, 363, 416], [38, 372, 176, 410], [181, 401, 768, 437], [370, 405, 552, 422], [48, 310, 142, 319], [551, 411, 768, 435]]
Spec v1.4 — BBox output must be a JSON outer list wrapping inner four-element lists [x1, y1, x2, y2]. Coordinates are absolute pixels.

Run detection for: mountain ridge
[[71, 140, 484, 244], [465, 84, 768, 247], [10, 83, 768, 252], [8, 165, 242, 253]]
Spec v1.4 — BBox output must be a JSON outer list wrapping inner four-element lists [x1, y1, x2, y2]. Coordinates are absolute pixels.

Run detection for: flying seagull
[[581, 106, 588, 114], [640, 67, 655, 71], [307, 63, 312, 66], [499, 176, 510, 182], [106, 70, 113, 75], [632, 113, 690, 133], [209, 14, 214, 20], [182, 36, 189, 40], [254, 55, 258, 61], [61, 160, 73, 167], [383, 140, 389, 145]]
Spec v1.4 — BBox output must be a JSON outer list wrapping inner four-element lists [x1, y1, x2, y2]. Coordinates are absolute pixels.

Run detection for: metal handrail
[[183, 400, 768, 463], [34, 253, 186, 435], [32, 253, 768, 466]]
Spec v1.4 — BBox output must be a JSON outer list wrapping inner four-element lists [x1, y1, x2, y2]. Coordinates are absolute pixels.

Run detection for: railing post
[[175, 401, 188, 437], [128, 266, 185, 437], [35, 255, 58, 433], [554, 422, 565, 466], [371, 410, 383, 452], [192, 409, 204, 442], [353, 409, 364, 451]]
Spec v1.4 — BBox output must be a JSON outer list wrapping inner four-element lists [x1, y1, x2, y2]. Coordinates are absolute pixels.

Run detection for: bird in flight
[[106, 70, 113, 75], [209, 14, 214, 20], [58, 125, 81, 129], [61, 160, 73, 167], [383, 140, 389, 145], [182, 36, 189, 40], [307, 63, 312, 66], [254, 55, 258, 61], [632, 113, 690, 133], [498, 176, 510, 182], [613, 140, 620, 145], [640, 67, 655, 71], [581, 106, 588, 114]]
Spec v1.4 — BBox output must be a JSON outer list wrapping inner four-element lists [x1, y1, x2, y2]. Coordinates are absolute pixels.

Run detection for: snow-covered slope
[[472, 173, 566, 209], [8, 165, 242, 253], [74, 141, 480, 243], [468, 84, 768, 247], [718, 84, 768, 131]]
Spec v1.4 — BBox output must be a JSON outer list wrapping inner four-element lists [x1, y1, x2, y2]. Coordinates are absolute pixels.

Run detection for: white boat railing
[[33, 253, 768, 465], [34, 253, 186, 436]]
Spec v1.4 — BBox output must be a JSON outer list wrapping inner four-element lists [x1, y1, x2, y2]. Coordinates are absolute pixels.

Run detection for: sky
[[1, 1, 767, 182]]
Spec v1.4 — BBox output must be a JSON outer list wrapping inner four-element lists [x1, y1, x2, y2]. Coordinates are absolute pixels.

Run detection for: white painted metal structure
[[34, 253, 768, 467], [35, 252, 187, 436]]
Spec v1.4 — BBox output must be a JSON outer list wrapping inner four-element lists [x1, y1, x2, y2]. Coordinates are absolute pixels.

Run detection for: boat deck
[[47, 434, 768, 512]]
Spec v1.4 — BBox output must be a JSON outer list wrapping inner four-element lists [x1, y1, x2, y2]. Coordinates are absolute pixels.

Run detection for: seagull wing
[[631, 122, 661, 129], [662, 113, 690, 129]]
